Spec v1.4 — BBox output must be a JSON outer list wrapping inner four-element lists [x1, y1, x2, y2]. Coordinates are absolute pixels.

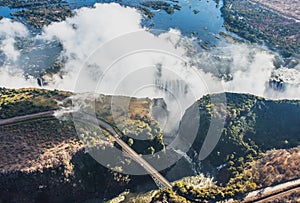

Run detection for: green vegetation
[[0, 0, 73, 28], [149, 93, 300, 202], [221, 0, 300, 57], [0, 0, 63, 8], [140, 1, 181, 15], [0, 88, 167, 202], [89, 95, 166, 155], [0, 88, 71, 118], [151, 162, 258, 202], [1, 89, 299, 202], [44, 60, 64, 75], [0, 88, 165, 166], [151, 147, 300, 202], [152, 182, 255, 202], [189, 93, 300, 170], [12, 5, 73, 28], [139, 6, 155, 19]]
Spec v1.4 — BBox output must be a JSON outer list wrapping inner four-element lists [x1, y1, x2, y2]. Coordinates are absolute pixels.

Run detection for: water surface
[[67, 0, 225, 44]]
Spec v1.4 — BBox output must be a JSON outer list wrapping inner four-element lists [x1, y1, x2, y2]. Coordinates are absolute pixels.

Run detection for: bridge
[[0, 110, 172, 189]]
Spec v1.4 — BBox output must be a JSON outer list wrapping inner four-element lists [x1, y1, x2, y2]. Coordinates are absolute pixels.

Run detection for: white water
[[171, 148, 200, 175]]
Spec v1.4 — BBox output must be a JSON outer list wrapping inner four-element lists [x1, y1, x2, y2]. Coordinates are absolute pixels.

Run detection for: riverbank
[[221, 0, 300, 57]]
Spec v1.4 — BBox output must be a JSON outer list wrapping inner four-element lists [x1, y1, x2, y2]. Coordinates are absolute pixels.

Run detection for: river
[[66, 0, 225, 44], [0, 0, 226, 77]]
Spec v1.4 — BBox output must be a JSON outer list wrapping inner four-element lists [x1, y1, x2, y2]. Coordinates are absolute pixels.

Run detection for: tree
[[128, 138, 134, 146]]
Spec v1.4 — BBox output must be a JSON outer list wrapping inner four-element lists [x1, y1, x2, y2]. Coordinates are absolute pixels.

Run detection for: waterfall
[[154, 79, 188, 98], [37, 77, 44, 87]]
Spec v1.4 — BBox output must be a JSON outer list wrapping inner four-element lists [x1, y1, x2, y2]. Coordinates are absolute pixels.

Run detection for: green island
[[0, 0, 73, 28], [140, 1, 181, 15], [0, 0, 182, 28], [0, 88, 299, 202]]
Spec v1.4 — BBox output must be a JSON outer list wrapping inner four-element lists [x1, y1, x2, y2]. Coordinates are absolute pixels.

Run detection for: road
[[243, 178, 300, 203], [226, 178, 300, 203], [0, 110, 172, 189], [0, 110, 55, 125], [254, 187, 300, 203]]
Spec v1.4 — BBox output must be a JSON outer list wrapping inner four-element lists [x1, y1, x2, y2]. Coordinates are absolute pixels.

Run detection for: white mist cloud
[[37, 3, 143, 90], [40, 3, 141, 68], [0, 18, 28, 61], [0, 66, 37, 88], [0, 18, 38, 88], [221, 44, 274, 95], [0, 2, 299, 102], [0, 2, 299, 139]]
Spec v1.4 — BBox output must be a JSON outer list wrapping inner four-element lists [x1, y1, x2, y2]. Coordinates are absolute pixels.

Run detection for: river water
[[0, 0, 226, 77], [0, 6, 24, 18], [67, 0, 225, 44]]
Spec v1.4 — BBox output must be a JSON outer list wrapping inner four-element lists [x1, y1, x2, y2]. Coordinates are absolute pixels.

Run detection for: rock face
[[148, 93, 300, 203], [269, 67, 300, 91], [181, 93, 300, 170]]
